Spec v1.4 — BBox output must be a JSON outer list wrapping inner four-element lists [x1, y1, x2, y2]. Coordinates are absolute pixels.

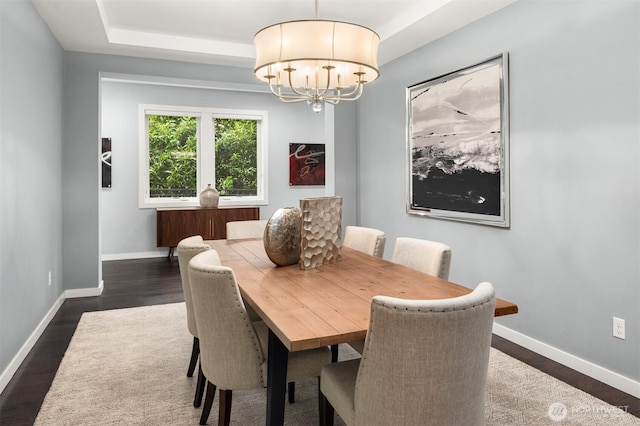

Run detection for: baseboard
[[0, 281, 105, 393], [65, 280, 104, 298], [493, 323, 640, 398], [0, 293, 66, 394], [102, 251, 168, 261]]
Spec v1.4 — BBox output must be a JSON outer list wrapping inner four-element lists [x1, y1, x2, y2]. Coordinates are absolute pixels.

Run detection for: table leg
[[266, 329, 288, 426]]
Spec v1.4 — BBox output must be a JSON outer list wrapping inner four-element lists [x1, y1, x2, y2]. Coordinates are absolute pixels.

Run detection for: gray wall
[[63, 53, 254, 291], [66, 52, 357, 286], [1, 0, 637, 395], [101, 81, 344, 258], [0, 0, 64, 377], [334, 102, 358, 224], [357, 1, 639, 381], [1, 0, 357, 381]]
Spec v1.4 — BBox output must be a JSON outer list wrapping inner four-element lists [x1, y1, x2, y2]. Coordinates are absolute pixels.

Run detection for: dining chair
[[188, 249, 332, 426], [342, 226, 386, 355], [176, 235, 212, 407], [225, 219, 268, 240], [342, 225, 386, 258], [349, 236, 452, 355], [319, 282, 496, 426], [224, 220, 264, 323], [391, 237, 452, 280]]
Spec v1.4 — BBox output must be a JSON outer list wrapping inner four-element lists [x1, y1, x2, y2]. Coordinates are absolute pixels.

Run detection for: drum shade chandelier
[[253, 0, 380, 113]]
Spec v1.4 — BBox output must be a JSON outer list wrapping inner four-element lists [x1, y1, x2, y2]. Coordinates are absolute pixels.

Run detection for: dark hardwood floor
[[0, 257, 638, 424]]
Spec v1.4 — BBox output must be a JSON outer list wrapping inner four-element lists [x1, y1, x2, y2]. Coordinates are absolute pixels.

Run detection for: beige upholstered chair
[[391, 237, 452, 280], [349, 236, 451, 355], [225, 219, 268, 240], [343, 226, 386, 258], [224, 221, 264, 324], [320, 282, 496, 426], [343, 226, 386, 354], [188, 250, 332, 426], [176, 235, 212, 407]]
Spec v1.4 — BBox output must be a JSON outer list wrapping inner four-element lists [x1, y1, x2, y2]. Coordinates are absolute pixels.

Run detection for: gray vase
[[199, 184, 219, 208], [264, 207, 301, 266]]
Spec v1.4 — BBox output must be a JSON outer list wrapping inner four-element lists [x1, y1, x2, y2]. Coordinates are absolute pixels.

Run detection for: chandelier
[[253, 1, 380, 113]]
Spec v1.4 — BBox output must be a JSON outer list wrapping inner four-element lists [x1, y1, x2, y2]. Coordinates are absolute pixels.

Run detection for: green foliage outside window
[[148, 115, 197, 197], [214, 119, 257, 196], [148, 115, 258, 199]]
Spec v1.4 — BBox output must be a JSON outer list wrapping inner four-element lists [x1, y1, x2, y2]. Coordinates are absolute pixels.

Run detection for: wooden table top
[[208, 238, 518, 352]]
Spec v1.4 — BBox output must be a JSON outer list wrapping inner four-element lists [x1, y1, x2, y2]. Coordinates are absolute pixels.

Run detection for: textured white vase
[[299, 196, 343, 270], [199, 184, 219, 208]]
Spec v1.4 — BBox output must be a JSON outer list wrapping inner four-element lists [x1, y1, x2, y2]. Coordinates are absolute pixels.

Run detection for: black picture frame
[[102, 137, 112, 188], [289, 143, 326, 186]]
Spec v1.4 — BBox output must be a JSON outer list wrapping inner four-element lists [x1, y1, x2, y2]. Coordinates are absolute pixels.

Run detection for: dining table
[[207, 238, 518, 426]]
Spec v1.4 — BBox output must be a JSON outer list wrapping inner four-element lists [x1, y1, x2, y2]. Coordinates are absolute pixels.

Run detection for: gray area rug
[[34, 303, 638, 425]]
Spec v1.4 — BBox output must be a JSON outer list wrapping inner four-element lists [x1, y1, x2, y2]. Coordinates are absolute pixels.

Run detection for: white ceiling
[[31, 0, 517, 69]]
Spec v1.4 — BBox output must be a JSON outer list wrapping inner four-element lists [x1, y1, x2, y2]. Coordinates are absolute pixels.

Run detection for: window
[[139, 105, 267, 208]]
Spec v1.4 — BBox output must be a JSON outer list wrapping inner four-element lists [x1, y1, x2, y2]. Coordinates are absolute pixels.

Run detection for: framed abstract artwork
[[289, 143, 326, 186], [406, 53, 510, 227], [101, 137, 112, 188]]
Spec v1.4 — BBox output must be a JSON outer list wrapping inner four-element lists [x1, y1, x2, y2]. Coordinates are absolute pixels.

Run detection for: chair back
[[355, 282, 496, 426], [176, 235, 211, 337], [391, 237, 452, 279], [343, 226, 386, 258], [188, 250, 266, 390], [226, 220, 268, 240]]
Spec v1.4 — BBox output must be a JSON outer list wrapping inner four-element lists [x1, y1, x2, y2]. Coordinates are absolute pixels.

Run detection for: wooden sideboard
[[156, 206, 259, 256]]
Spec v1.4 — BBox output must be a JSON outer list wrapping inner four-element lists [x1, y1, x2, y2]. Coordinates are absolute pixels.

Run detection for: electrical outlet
[[48, 271, 52, 286], [613, 317, 625, 340]]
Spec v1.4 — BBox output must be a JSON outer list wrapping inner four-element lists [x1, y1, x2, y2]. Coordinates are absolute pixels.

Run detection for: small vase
[[199, 184, 219, 208]]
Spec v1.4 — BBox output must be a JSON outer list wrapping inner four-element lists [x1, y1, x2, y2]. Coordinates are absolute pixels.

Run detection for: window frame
[[138, 104, 268, 209]]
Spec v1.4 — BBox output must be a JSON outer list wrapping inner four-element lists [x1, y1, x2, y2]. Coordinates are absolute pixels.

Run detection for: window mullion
[[199, 112, 216, 192]]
